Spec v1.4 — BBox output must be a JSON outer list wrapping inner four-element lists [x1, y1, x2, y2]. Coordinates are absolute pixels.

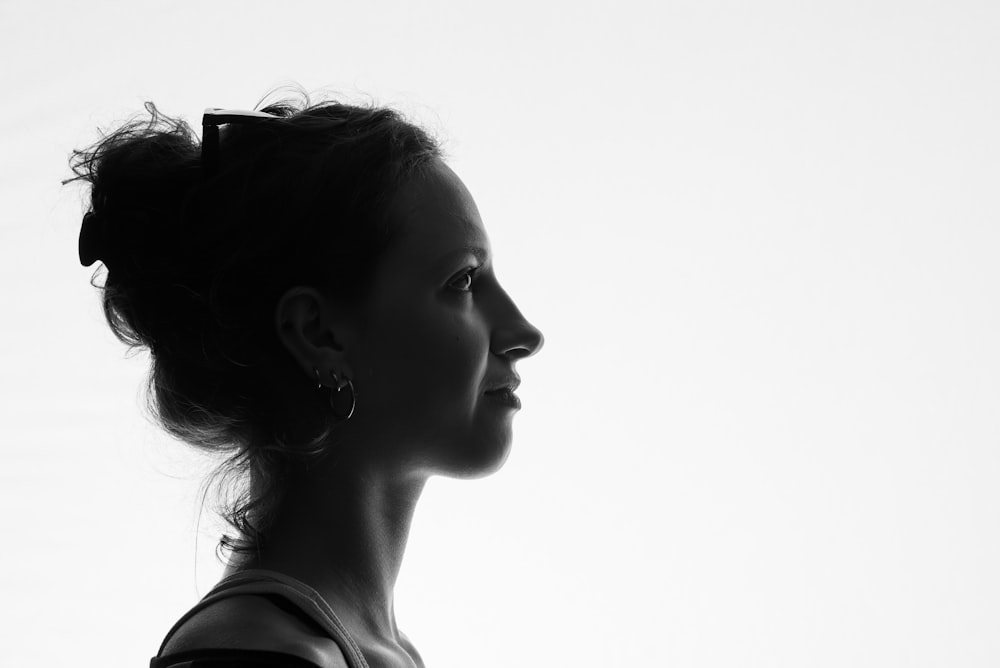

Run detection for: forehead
[[382, 159, 491, 268]]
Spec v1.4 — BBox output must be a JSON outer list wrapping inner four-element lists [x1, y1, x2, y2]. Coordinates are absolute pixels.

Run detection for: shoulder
[[159, 594, 350, 668], [151, 648, 336, 668]]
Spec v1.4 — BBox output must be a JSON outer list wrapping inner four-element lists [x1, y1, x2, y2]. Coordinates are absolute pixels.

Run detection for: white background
[[3, 1, 999, 666]]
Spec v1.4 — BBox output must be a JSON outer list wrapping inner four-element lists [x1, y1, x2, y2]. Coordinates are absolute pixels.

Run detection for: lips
[[484, 377, 520, 394], [483, 385, 522, 409]]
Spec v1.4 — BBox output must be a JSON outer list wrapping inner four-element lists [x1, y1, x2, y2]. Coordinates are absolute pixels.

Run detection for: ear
[[275, 286, 354, 388]]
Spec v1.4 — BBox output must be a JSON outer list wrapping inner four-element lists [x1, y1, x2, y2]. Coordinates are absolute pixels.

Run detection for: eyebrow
[[435, 246, 490, 266]]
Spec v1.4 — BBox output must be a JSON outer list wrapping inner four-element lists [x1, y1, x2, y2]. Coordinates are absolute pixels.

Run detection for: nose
[[491, 298, 545, 360], [494, 321, 544, 360]]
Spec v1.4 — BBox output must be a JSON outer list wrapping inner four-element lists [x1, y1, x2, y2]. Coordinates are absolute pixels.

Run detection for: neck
[[225, 452, 427, 642]]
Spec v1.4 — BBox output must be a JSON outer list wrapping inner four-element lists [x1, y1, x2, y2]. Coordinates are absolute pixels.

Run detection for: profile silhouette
[[70, 93, 543, 668]]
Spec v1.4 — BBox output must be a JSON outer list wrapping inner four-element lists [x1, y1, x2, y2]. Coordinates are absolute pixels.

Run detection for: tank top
[[150, 569, 370, 668]]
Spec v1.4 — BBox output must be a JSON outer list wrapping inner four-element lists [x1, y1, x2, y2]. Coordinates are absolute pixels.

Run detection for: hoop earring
[[312, 368, 356, 421], [329, 375, 356, 421]]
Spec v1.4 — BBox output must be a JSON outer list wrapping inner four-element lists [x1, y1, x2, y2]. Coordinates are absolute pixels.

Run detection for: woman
[[70, 95, 543, 668]]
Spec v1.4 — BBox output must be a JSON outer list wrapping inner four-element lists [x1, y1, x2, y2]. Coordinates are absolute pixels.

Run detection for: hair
[[68, 93, 441, 556]]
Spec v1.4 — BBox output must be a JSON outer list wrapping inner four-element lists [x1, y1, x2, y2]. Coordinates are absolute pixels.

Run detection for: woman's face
[[345, 159, 544, 478]]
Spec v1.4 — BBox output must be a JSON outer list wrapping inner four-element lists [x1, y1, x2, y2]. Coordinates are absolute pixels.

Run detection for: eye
[[448, 267, 477, 292]]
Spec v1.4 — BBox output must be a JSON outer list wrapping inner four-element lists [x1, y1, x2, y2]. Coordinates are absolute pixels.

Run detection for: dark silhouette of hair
[[68, 95, 441, 555]]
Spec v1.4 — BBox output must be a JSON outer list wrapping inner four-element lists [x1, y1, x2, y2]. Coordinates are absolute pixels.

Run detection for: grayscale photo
[[3, 1, 998, 667]]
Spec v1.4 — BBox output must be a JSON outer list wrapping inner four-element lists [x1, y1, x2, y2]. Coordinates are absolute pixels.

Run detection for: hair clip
[[79, 211, 109, 268]]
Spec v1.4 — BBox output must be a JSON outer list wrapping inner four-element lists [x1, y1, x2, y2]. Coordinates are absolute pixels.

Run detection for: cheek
[[434, 316, 485, 386], [363, 305, 487, 410]]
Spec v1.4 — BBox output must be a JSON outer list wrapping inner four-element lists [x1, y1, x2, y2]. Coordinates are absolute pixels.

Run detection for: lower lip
[[484, 389, 521, 409]]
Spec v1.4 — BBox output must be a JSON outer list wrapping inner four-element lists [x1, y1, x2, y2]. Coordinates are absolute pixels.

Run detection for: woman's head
[[278, 158, 544, 481], [70, 94, 542, 553]]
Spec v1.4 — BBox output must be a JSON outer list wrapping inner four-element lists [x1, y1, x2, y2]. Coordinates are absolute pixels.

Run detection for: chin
[[438, 430, 514, 479]]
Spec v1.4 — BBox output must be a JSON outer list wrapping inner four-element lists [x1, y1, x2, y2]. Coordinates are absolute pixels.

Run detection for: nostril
[[502, 327, 543, 360]]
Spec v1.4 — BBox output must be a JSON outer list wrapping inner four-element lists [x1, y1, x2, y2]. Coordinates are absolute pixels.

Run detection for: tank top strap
[[157, 569, 369, 668]]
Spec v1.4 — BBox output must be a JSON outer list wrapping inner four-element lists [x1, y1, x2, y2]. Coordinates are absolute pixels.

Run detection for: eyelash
[[448, 266, 479, 292]]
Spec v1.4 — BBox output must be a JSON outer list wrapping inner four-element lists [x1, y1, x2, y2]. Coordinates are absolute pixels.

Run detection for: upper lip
[[485, 375, 521, 393]]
